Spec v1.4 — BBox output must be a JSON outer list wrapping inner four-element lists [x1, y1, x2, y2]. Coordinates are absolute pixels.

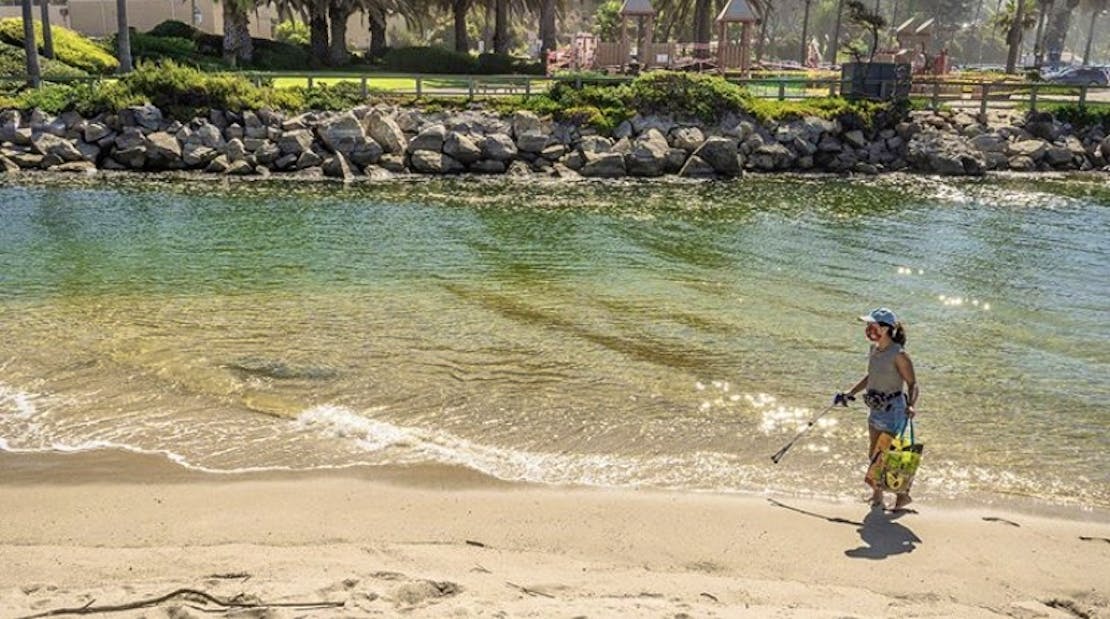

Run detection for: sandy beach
[[1, 450, 1107, 618]]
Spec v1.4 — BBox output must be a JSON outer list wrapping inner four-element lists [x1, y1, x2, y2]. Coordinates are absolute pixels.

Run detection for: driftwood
[[1079, 535, 1110, 543], [18, 587, 344, 619], [505, 581, 555, 599], [699, 592, 720, 603], [982, 516, 1021, 527], [465, 539, 488, 548]]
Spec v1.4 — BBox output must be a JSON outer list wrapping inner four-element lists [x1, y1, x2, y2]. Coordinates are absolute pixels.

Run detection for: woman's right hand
[[834, 392, 855, 407]]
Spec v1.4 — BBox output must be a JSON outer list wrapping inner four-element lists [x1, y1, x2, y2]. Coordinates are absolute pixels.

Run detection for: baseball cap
[[859, 307, 898, 327]]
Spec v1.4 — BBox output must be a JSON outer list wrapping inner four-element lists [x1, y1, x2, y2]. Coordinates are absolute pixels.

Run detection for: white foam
[[0, 383, 38, 419]]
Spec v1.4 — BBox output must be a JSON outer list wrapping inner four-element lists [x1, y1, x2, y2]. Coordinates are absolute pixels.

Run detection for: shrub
[[475, 53, 514, 74], [295, 81, 370, 110], [1031, 102, 1110, 129], [251, 38, 315, 70], [148, 20, 199, 39], [625, 71, 750, 120], [274, 20, 310, 46], [557, 104, 628, 133], [0, 42, 88, 81], [382, 46, 475, 74], [0, 18, 118, 74]]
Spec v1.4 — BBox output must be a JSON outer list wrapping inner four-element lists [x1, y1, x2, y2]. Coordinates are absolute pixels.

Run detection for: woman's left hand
[[906, 405, 917, 419]]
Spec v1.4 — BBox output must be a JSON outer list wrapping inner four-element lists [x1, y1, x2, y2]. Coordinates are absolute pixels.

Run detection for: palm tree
[[117, 0, 132, 72], [995, 0, 1034, 72], [21, 0, 40, 87], [800, 0, 814, 65], [539, 0, 556, 56], [221, 0, 255, 66], [1080, 0, 1106, 64], [39, 0, 54, 59], [493, 0, 509, 53], [1031, 0, 1053, 67]]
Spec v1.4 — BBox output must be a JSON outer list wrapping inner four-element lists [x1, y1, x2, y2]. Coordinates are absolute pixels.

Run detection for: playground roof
[[716, 0, 757, 23], [620, 0, 656, 16]]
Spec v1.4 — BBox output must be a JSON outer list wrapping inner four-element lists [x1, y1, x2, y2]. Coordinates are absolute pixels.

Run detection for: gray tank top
[[867, 343, 904, 394]]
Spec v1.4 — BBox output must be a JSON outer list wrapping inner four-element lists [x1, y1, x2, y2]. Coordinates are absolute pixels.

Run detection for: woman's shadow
[[844, 505, 922, 559]]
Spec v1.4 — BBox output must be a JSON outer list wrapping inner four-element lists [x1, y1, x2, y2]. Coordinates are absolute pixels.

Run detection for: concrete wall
[[0, 5, 71, 30]]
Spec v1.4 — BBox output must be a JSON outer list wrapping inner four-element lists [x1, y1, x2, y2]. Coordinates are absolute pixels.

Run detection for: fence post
[[524, 78, 531, 100], [1029, 84, 1037, 112], [778, 81, 785, 101], [416, 77, 423, 98], [1078, 84, 1088, 108], [931, 81, 940, 110], [467, 77, 475, 101], [980, 81, 989, 117], [360, 76, 368, 98], [307, 76, 314, 89]]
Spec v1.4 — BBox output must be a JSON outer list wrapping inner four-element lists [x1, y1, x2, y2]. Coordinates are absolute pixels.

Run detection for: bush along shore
[[2, 102, 1108, 180]]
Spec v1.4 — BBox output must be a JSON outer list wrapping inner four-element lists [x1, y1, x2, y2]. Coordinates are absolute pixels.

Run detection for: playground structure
[[546, 0, 760, 75], [888, 17, 950, 75]]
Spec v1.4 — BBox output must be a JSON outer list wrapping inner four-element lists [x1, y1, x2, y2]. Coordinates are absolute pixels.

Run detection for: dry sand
[[1, 450, 1107, 618]]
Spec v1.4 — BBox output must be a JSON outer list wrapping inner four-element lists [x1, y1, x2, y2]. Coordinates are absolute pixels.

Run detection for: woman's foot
[[893, 494, 914, 511], [869, 489, 885, 508]]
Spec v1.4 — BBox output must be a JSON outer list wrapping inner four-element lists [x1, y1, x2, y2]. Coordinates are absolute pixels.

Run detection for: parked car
[[1045, 66, 1110, 86]]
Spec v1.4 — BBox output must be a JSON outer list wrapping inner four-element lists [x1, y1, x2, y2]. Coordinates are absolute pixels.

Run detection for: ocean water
[[0, 174, 1107, 510]]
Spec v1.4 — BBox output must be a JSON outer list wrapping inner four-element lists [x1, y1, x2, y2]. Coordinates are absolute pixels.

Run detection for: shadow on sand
[[767, 499, 921, 560]]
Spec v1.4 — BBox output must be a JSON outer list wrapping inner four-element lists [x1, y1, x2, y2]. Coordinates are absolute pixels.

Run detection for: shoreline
[[2, 449, 1108, 618]]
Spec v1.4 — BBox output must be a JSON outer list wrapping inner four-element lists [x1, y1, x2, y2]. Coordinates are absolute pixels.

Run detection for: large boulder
[[516, 132, 550, 154], [408, 124, 446, 153], [322, 153, 355, 179], [580, 151, 626, 178], [183, 143, 220, 167], [366, 111, 408, 154], [481, 134, 517, 161], [444, 132, 482, 164], [692, 137, 742, 177], [470, 159, 507, 174], [317, 112, 374, 156], [669, 126, 705, 152], [410, 151, 465, 174], [579, 135, 613, 154], [1007, 139, 1047, 161], [31, 134, 83, 162], [145, 132, 183, 166], [1043, 146, 1074, 167], [279, 130, 314, 156], [128, 104, 163, 131], [510, 111, 543, 139], [625, 129, 669, 177], [749, 142, 793, 171], [843, 129, 867, 149], [84, 122, 113, 143], [677, 155, 716, 178], [114, 127, 146, 151]]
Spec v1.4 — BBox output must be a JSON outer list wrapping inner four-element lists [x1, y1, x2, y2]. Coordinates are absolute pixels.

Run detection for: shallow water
[[1, 174, 1107, 509]]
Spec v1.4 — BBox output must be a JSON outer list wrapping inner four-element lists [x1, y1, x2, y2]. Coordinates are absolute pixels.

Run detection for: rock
[[613, 120, 633, 140], [692, 137, 741, 177], [560, 151, 584, 170], [750, 142, 793, 171], [379, 154, 406, 172], [625, 129, 669, 177], [225, 123, 245, 141], [1008, 155, 1036, 171], [129, 104, 163, 131], [677, 154, 716, 177], [114, 146, 147, 169], [611, 137, 632, 155], [32, 134, 84, 162], [670, 126, 705, 152], [366, 111, 408, 154], [279, 130, 314, 156], [843, 130, 867, 149], [927, 152, 970, 175], [510, 111, 543, 138], [969, 134, 1006, 153], [1100, 135, 1110, 159], [205, 155, 230, 173], [76, 141, 100, 163], [7, 151, 43, 168], [630, 113, 675, 135], [664, 148, 687, 173], [0, 154, 20, 174], [791, 136, 817, 157], [348, 141, 383, 167], [225, 160, 256, 176], [254, 142, 281, 166], [195, 123, 225, 149], [1043, 146, 1073, 167], [580, 151, 626, 178], [146, 132, 182, 166], [296, 150, 323, 169], [1007, 139, 1047, 160], [516, 132, 550, 154], [506, 160, 533, 176], [410, 151, 465, 174], [317, 112, 372, 155], [115, 127, 146, 151], [53, 161, 97, 174], [84, 122, 112, 143], [470, 159, 506, 174], [549, 163, 580, 179], [282, 113, 310, 132], [322, 153, 355, 179], [363, 165, 395, 181], [243, 137, 267, 152], [540, 143, 567, 160], [817, 136, 843, 153], [409, 124, 446, 153], [481, 134, 517, 161], [226, 138, 248, 163], [723, 119, 755, 141], [885, 136, 905, 151], [578, 135, 612, 154], [272, 153, 298, 170], [444, 132, 482, 164], [183, 143, 219, 167], [853, 162, 879, 175]]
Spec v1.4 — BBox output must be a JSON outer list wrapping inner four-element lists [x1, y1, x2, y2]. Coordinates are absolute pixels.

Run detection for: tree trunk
[[369, 9, 387, 59], [116, 0, 132, 73], [310, 10, 329, 64], [21, 0, 40, 87], [1082, 3, 1100, 65], [1042, 0, 1078, 66], [454, 0, 470, 53], [493, 0, 509, 54], [1005, 0, 1026, 73], [328, 3, 349, 66], [222, 1, 253, 66], [693, 0, 710, 58], [799, 0, 811, 65], [828, 0, 843, 63], [539, 0, 556, 55], [1032, 0, 1049, 66], [39, 0, 53, 59]]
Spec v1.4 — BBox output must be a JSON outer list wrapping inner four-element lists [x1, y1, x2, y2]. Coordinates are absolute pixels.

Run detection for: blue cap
[[859, 307, 898, 327]]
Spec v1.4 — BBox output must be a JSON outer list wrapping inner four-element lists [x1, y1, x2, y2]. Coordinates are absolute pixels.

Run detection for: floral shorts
[[867, 392, 908, 436]]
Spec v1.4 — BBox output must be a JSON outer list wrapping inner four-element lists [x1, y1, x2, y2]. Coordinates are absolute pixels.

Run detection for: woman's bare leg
[[866, 426, 884, 506]]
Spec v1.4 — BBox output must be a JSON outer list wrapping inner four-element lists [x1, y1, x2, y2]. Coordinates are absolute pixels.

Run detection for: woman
[[835, 307, 918, 511]]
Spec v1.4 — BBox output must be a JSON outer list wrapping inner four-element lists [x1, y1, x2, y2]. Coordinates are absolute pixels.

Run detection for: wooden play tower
[[715, 0, 758, 74], [595, 0, 676, 70]]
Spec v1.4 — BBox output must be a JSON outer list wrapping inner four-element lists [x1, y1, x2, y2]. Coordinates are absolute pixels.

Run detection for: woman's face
[[865, 323, 885, 342]]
